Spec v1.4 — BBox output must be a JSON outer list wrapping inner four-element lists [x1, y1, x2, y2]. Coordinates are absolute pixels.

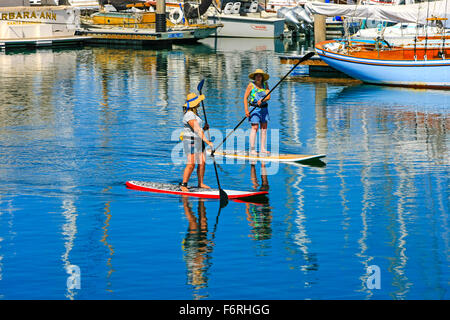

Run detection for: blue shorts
[[249, 106, 269, 124]]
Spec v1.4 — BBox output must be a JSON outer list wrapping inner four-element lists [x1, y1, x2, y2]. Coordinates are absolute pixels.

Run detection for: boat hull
[[316, 43, 450, 89], [207, 14, 285, 38], [0, 6, 78, 40]]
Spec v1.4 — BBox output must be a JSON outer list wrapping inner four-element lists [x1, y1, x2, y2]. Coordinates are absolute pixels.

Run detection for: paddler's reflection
[[246, 161, 272, 241], [181, 196, 213, 298]]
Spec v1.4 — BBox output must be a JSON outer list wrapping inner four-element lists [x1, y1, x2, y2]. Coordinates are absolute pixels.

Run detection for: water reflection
[[332, 85, 449, 165], [0, 41, 447, 299], [200, 36, 313, 55], [356, 109, 376, 299], [0, 198, 15, 299], [61, 197, 78, 300], [246, 162, 272, 241], [283, 162, 318, 278], [314, 83, 328, 155], [181, 197, 214, 300], [100, 195, 115, 294]]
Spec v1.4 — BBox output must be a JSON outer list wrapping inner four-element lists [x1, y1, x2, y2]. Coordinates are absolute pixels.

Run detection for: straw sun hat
[[249, 69, 270, 81], [183, 92, 205, 109]]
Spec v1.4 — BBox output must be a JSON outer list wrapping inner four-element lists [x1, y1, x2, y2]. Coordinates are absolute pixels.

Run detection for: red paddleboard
[[126, 181, 268, 200]]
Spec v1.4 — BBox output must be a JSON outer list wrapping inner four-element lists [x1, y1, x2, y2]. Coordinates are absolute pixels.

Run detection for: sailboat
[[305, 0, 450, 89]]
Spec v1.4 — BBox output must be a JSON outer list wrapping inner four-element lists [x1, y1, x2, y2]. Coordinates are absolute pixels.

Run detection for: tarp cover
[[305, 1, 450, 27]]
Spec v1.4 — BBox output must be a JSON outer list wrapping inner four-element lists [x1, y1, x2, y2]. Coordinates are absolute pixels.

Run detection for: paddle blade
[[197, 79, 205, 92], [219, 188, 229, 208]]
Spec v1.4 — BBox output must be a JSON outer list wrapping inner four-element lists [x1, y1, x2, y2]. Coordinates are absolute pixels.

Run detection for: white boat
[[207, 2, 285, 38], [0, 4, 85, 48]]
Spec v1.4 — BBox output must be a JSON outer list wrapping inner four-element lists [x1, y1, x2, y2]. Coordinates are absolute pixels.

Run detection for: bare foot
[[181, 186, 189, 192], [260, 150, 270, 155], [198, 184, 210, 189], [250, 149, 258, 156]]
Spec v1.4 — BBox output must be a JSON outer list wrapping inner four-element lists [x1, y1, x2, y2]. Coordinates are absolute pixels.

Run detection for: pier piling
[[155, 0, 166, 33]]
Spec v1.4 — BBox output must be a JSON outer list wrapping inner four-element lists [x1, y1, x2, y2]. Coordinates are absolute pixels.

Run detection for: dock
[[76, 28, 173, 49], [0, 25, 220, 50], [76, 24, 220, 47], [279, 53, 354, 78], [0, 35, 88, 50]]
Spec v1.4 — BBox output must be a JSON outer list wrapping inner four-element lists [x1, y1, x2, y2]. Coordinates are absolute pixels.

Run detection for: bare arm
[[244, 83, 253, 117], [188, 119, 213, 148]]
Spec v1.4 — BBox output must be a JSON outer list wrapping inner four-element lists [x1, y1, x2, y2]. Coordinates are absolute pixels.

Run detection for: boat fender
[[169, 7, 184, 25]]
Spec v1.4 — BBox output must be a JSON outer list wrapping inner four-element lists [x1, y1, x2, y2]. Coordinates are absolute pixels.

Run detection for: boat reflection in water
[[331, 84, 449, 164], [200, 36, 298, 53], [333, 84, 450, 109]]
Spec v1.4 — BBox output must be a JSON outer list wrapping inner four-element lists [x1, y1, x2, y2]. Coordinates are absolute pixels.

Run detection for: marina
[[306, 1, 450, 89], [0, 0, 448, 302]]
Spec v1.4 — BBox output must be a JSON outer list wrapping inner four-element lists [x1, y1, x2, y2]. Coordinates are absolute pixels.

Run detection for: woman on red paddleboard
[[244, 69, 271, 155], [180, 93, 214, 192]]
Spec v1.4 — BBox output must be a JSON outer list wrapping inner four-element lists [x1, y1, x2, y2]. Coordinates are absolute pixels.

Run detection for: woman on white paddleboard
[[180, 93, 214, 192], [244, 69, 271, 155]]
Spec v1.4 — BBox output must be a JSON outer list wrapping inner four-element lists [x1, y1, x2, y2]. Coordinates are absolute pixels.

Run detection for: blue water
[[0, 38, 448, 300]]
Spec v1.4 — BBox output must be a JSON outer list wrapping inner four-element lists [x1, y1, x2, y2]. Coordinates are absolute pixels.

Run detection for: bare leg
[[182, 154, 195, 192], [260, 161, 269, 191], [198, 199, 208, 231], [250, 163, 259, 190], [197, 152, 210, 188], [250, 124, 259, 154], [260, 122, 269, 154]]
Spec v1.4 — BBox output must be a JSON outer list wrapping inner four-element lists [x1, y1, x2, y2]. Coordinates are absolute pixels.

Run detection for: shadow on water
[[294, 159, 326, 168]]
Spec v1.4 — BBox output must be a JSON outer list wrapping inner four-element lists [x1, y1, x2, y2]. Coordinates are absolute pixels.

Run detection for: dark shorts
[[183, 136, 205, 155], [249, 106, 269, 124]]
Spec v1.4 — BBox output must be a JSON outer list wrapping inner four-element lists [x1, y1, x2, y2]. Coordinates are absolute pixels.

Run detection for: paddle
[[212, 51, 315, 154], [197, 79, 229, 208]]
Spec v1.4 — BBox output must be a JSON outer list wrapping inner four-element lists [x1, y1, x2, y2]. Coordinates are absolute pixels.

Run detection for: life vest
[[248, 82, 268, 107]]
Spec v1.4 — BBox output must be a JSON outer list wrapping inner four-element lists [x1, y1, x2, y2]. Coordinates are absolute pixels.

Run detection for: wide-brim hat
[[249, 69, 269, 81], [183, 92, 205, 108]]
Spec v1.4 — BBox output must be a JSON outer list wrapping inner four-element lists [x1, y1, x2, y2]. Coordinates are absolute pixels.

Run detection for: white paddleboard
[[213, 150, 326, 162]]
